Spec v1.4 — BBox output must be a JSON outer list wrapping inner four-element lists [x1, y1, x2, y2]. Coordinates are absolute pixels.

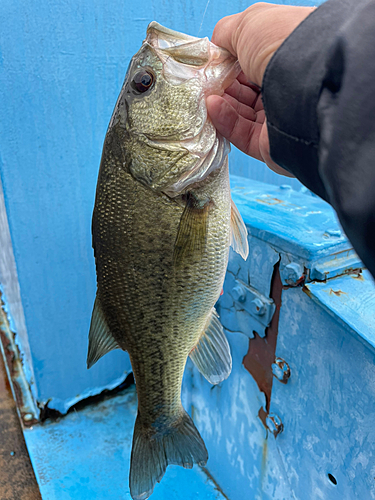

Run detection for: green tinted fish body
[[88, 22, 248, 500]]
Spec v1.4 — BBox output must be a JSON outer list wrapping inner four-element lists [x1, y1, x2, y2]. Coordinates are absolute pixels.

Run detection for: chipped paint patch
[[0, 293, 39, 426], [243, 261, 283, 429]]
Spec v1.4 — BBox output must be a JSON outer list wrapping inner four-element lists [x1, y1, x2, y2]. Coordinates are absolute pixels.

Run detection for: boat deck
[[23, 383, 226, 500]]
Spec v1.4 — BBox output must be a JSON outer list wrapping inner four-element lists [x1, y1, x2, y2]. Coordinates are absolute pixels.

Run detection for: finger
[[237, 72, 250, 85], [222, 94, 257, 121], [230, 72, 263, 110], [237, 72, 261, 92], [207, 95, 263, 161], [211, 12, 243, 57], [225, 79, 259, 107]]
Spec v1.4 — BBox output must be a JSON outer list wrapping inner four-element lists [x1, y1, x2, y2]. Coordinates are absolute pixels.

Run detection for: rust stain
[[0, 349, 42, 499], [0, 299, 37, 428], [255, 197, 284, 206], [340, 267, 363, 278], [260, 434, 268, 492], [258, 407, 268, 428], [0, 341, 13, 397], [308, 266, 364, 284], [302, 285, 313, 298], [243, 261, 283, 428], [353, 271, 364, 281], [329, 289, 347, 297]]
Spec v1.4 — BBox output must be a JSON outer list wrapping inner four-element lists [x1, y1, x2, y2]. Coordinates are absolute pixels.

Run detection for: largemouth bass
[[88, 22, 248, 500]]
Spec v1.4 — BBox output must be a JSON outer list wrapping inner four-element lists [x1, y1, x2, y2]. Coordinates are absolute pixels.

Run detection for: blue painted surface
[[230, 176, 351, 260], [6, 2, 372, 499], [0, 0, 324, 414], [21, 171, 375, 499], [181, 180, 375, 500], [24, 385, 225, 500], [188, 280, 375, 500], [218, 176, 363, 339], [270, 286, 375, 500], [305, 270, 375, 349]]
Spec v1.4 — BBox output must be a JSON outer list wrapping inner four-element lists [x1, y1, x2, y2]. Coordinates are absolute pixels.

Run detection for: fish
[[87, 22, 249, 500]]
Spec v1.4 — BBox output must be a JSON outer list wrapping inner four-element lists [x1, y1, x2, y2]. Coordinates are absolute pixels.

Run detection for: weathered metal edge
[[0, 291, 39, 426], [0, 175, 38, 402]]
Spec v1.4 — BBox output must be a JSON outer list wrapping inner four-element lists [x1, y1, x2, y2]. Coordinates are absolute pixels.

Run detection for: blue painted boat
[[1, 0, 374, 498]]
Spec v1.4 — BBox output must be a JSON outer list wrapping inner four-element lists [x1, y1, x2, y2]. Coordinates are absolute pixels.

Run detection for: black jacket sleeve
[[262, 0, 375, 278]]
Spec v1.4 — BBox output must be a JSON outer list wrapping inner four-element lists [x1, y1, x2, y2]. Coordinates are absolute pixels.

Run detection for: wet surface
[[0, 352, 41, 500]]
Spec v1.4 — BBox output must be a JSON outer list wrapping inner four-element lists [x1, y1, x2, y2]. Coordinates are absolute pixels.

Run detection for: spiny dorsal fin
[[173, 192, 211, 267], [189, 308, 232, 385], [87, 296, 120, 369], [230, 199, 249, 260]]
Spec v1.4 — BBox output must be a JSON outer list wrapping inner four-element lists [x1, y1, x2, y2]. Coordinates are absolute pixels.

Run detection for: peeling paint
[[0, 293, 39, 426], [243, 261, 283, 428]]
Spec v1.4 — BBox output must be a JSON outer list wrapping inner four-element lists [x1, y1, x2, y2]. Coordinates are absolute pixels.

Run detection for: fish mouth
[[145, 21, 241, 92], [147, 22, 200, 47]]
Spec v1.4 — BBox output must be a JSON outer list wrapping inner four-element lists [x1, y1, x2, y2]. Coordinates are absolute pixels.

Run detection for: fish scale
[[94, 153, 231, 421]]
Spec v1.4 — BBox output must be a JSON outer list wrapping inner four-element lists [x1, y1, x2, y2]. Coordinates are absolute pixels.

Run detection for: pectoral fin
[[87, 296, 120, 369], [230, 199, 249, 260], [173, 192, 211, 267], [189, 308, 232, 385]]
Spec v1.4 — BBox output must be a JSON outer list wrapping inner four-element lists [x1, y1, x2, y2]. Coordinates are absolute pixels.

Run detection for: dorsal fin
[[87, 296, 120, 369], [230, 199, 249, 260], [189, 308, 232, 385]]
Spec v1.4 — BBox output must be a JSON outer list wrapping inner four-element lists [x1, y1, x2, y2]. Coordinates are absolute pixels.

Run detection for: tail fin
[[129, 410, 208, 500]]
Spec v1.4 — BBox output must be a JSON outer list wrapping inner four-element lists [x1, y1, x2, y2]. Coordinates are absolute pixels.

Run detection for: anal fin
[[189, 308, 232, 385], [230, 198, 249, 260], [87, 296, 120, 369]]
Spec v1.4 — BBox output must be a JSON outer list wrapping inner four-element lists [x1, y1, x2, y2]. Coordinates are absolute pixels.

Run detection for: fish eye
[[131, 70, 155, 94]]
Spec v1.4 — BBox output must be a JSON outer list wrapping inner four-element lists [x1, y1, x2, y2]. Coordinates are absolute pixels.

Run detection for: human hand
[[208, 72, 289, 175], [207, 3, 315, 176]]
